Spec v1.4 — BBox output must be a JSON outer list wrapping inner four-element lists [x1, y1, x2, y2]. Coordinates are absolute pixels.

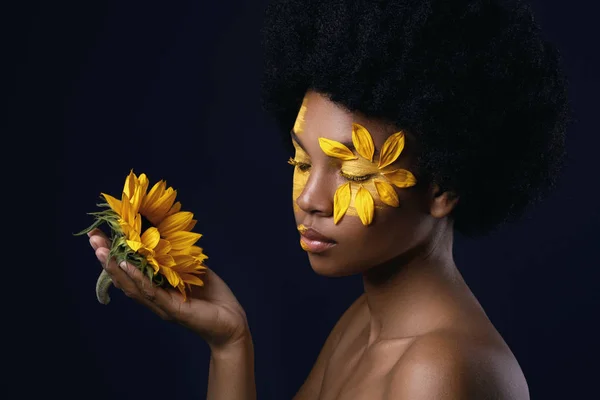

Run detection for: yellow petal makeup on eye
[[355, 185, 375, 226], [319, 137, 358, 160], [352, 123, 375, 162], [333, 182, 352, 224], [378, 131, 405, 169], [383, 169, 417, 188], [374, 180, 400, 207]]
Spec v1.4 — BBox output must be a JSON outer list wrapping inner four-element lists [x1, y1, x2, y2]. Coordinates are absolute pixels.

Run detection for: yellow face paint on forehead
[[319, 123, 417, 226], [293, 97, 309, 135]]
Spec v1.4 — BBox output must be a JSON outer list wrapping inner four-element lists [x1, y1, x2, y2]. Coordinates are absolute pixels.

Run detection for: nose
[[295, 170, 334, 217]]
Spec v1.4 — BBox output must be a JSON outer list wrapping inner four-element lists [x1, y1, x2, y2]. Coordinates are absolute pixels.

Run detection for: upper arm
[[293, 293, 367, 400], [387, 333, 527, 400]]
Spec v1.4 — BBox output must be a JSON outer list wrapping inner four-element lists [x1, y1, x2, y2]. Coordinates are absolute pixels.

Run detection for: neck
[[361, 224, 468, 346]]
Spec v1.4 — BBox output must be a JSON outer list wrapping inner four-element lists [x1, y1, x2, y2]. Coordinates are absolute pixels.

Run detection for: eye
[[288, 157, 311, 172], [340, 170, 372, 182]]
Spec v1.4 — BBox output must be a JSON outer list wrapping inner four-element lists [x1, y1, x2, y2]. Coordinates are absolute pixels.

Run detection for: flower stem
[[96, 269, 113, 305]]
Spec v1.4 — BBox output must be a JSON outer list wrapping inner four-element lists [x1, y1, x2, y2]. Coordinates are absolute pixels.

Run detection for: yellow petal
[[179, 273, 205, 286], [133, 213, 142, 236], [148, 257, 160, 274], [185, 219, 197, 232], [121, 193, 133, 225], [160, 266, 180, 287], [155, 253, 176, 268], [172, 254, 197, 269], [355, 185, 375, 226], [189, 245, 208, 261], [352, 123, 375, 162], [165, 201, 182, 218], [137, 173, 149, 193], [126, 240, 145, 253], [158, 211, 194, 237], [318, 138, 358, 160], [123, 170, 136, 199], [141, 227, 160, 250], [101, 193, 121, 215], [168, 231, 202, 250], [378, 131, 405, 169], [146, 188, 178, 225], [155, 239, 172, 255], [130, 182, 146, 215], [333, 182, 351, 224], [177, 283, 187, 301], [141, 180, 166, 213], [383, 169, 417, 188], [374, 180, 399, 207]]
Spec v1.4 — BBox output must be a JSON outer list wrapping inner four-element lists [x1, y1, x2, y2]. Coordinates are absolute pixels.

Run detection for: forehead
[[298, 91, 396, 147]]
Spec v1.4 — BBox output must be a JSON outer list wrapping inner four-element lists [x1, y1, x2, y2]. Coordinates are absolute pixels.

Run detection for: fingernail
[[119, 261, 128, 272]]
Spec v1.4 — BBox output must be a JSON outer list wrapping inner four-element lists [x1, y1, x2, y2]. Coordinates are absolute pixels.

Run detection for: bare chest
[[318, 327, 415, 400]]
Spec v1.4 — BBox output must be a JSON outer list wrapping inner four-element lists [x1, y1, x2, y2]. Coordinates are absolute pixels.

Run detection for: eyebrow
[[290, 130, 356, 152]]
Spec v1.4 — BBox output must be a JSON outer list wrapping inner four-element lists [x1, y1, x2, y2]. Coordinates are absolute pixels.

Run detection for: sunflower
[[76, 170, 207, 304], [318, 123, 417, 226]]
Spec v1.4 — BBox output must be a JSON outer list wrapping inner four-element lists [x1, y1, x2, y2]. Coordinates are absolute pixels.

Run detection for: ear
[[428, 183, 459, 219]]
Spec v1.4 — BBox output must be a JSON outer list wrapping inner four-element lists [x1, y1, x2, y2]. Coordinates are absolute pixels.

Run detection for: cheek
[[335, 193, 426, 264], [292, 169, 309, 211]]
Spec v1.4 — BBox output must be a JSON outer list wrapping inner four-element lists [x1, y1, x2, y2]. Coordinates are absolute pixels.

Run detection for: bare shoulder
[[387, 330, 530, 400]]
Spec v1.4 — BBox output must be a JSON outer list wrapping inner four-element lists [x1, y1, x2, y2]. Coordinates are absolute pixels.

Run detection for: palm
[[88, 229, 248, 349], [163, 269, 248, 347]]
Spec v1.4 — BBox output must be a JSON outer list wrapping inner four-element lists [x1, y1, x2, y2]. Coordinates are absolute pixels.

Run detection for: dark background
[[12, 0, 598, 399]]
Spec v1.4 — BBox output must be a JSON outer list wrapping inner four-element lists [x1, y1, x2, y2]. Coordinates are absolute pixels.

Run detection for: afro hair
[[260, 0, 572, 236]]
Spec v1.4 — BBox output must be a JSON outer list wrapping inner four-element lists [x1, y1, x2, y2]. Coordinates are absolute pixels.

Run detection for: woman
[[88, 0, 569, 398]]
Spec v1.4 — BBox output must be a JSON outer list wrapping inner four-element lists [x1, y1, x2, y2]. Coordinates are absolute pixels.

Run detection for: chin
[[307, 253, 358, 277]]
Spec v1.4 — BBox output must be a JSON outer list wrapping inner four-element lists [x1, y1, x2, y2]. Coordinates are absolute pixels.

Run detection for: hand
[[88, 228, 250, 351]]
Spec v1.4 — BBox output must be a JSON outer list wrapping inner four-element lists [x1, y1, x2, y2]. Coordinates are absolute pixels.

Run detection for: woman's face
[[291, 91, 437, 277]]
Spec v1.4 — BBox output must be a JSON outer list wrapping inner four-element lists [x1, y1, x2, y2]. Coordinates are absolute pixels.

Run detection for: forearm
[[207, 333, 257, 400]]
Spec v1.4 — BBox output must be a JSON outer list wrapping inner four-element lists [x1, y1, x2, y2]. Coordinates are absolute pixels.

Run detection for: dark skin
[[291, 91, 529, 399], [89, 90, 530, 399]]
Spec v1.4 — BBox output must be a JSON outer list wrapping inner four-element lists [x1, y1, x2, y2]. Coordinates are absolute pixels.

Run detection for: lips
[[302, 228, 335, 243], [298, 226, 337, 253]]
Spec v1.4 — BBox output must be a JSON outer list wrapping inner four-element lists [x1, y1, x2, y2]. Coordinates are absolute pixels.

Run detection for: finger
[[118, 261, 181, 308], [95, 248, 172, 319], [95, 247, 139, 297], [88, 228, 111, 250]]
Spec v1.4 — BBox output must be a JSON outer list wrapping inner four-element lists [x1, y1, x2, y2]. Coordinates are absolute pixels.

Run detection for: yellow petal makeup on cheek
[[333, 182, 352, 224], [374, 180, 400, 207], [355, 185, 375, 226]]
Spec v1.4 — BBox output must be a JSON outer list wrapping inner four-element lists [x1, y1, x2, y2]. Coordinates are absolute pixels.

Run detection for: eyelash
[[288, 158, 311, 172], [288, 158, 373, 181], [340, 171, 373, 182]]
